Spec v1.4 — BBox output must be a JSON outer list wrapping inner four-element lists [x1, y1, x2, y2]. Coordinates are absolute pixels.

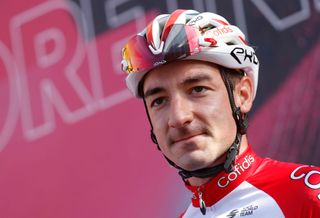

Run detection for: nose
[[168, 95, 193, 128]]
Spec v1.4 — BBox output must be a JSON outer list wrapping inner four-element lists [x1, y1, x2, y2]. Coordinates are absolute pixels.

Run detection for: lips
[[173, 133, 202, 144], [168, 124, 210, 146], [171, 132, 204, 145]]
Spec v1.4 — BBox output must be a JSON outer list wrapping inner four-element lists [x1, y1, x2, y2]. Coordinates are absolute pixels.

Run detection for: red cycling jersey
[[180, 145, 320, 218]]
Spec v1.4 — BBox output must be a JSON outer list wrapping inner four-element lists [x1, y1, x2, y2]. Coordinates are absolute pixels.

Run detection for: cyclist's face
[[143, 60, 238, 171]]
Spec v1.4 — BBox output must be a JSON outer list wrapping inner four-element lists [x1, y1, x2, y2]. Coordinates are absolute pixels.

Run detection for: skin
[[143, 60, 254, 186]]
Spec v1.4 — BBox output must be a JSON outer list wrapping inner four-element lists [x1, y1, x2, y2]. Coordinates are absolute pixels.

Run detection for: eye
[[191, 86, 208, 94], [151, 97, 166, 108]]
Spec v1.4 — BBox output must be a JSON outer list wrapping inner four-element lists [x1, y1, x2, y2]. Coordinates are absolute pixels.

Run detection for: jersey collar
[[185, 145, 263, 207]]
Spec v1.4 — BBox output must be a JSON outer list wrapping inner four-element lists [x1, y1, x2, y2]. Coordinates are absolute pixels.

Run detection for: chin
[[177, 154, 211, 171]]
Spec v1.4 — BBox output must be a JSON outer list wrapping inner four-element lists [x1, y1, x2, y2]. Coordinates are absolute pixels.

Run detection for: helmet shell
[[122, 9, 259, 98]]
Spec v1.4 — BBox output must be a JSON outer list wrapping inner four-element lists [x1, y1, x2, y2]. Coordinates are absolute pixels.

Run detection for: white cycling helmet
[[121, 9, 259, 98]]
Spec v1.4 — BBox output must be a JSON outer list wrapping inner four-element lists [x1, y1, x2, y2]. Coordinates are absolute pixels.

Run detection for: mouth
[[172, 133, 205, 145]]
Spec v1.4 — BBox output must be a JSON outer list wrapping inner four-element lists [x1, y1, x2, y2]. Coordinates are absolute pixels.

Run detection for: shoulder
[[249, 157, 320, 216], [287, 164, 320, 201], [252, 157, 320, 197], [252, 156, 316, 177]]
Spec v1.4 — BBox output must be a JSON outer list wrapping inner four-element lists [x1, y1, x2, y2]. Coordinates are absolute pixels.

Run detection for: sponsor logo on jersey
[[226, 205, 258, 217], [227, 209, 239, 218], [218, 155, 255, 188], [290, 165, 320, 200], [240, 205, 259, 216]]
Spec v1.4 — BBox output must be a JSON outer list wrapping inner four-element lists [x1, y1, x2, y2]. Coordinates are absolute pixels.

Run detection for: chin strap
[[141, 67, 248, 180], [178, 164, 225, 179], [176, 132, 242, 180], [223, 132, 242, 172]]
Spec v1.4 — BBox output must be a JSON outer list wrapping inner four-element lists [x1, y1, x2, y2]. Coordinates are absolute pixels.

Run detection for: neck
[[187, 136, 249, 186]]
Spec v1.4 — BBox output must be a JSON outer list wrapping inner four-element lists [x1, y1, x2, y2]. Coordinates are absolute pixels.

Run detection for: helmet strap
[[219, 67, 248, 172], [142, 96, 161, 150], [219, 67, 248, 134]]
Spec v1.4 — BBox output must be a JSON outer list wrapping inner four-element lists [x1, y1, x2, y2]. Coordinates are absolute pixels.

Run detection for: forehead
[[143, 60, 221, 92]]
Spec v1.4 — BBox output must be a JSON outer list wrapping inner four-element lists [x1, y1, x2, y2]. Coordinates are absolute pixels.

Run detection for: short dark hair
[[220, 67, 245, 90]]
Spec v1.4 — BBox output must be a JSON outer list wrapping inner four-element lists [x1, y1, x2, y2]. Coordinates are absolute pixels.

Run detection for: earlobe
[[235, 76, 254, 113]]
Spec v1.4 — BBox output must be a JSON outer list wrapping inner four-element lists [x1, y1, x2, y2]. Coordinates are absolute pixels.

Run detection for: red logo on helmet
[[211, 26, 233, 37]]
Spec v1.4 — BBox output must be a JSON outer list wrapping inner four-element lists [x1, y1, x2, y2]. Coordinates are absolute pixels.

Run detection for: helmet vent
[[226, 42, 236, 45]]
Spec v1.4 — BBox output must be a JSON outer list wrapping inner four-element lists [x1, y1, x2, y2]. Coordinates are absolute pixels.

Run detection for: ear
[[234, 76, 254, 113]]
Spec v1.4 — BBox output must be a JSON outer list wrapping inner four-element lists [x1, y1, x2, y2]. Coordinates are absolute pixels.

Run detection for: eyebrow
[[144, 87, 165, 99], [144, 73, 213, 98], [180, 74, 212, 86]]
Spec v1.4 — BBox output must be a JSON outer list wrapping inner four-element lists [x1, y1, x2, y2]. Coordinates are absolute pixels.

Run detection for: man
[[121, 9, 320, 217]]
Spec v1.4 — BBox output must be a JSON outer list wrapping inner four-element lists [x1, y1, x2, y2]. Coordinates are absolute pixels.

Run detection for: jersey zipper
[[198, 186, 206, 215]]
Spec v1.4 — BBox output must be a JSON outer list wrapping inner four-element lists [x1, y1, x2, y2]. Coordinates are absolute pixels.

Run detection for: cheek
[[153, 126, 164, 142], [150, 114, 167, 143], [198, 97, 229, 118], [199, 98, 236, 133], [153, 126, 171, 157]]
